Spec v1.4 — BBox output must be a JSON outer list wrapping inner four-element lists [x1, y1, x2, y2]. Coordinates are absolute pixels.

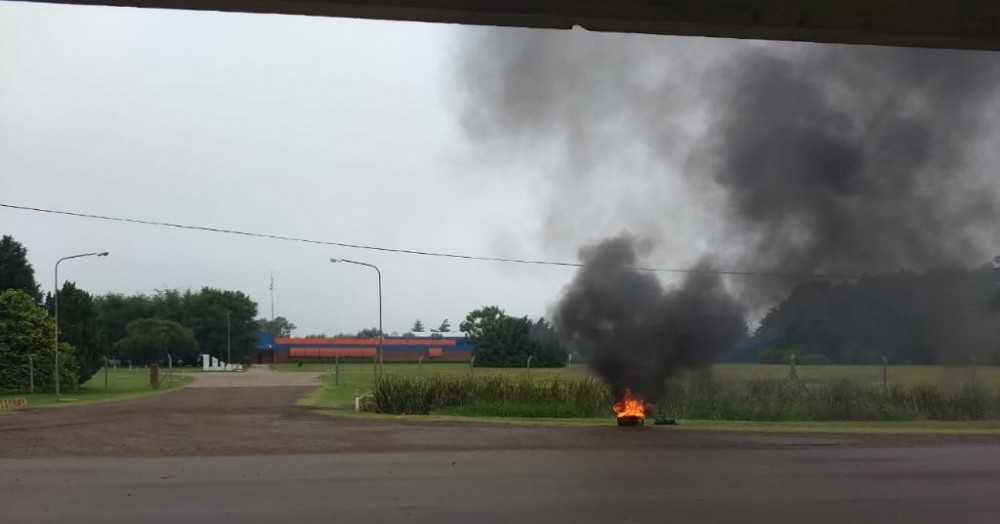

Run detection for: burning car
[[613, 388, 651, 426]]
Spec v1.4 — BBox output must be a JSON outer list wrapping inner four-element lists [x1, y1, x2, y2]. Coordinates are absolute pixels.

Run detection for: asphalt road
[[4, 443, 1000, 524], [4, 371, 1000, 523]]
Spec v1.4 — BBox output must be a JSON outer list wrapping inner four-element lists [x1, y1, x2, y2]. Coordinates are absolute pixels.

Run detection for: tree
[[0, 290, 77, 392], [113, 318, 198, 365], [175, 288, 258, 364], [256, 316, 296, 337], [95, 287, 259, 364], [356, 327, 382, 338], [752, 266, 1000, 364], [472, 314, 535, 367], [460, 306, 505, 340], [463, 307, 567, 368], [412, 319, 425, 333], [95, 292, 157, 346], [46, 282, 105, 384], [0, 235, 42, 302], [437, 319, 451, 333], [528, 317, 569, 367]]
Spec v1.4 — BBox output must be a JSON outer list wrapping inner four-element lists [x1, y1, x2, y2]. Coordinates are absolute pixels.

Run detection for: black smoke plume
[[700, 44, 1000, 304], [456, 28, 1000, 394], [553, 234, 745, 401]]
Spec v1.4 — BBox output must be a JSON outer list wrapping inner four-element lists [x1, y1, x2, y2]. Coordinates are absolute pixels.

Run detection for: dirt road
[[188, 366, 322, 387]]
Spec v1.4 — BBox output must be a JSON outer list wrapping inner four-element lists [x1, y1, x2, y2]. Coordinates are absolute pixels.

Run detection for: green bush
[[0, 290, 78, 393]]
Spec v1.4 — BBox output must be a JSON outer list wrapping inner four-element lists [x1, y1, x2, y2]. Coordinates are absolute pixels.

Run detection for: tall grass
[[661, 378, 1000, 421], [370, 374, 611, 416], [371, 373, 1000, 421]]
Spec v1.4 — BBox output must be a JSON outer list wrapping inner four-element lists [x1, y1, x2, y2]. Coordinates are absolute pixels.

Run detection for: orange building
[[254, 333, 473, 364]]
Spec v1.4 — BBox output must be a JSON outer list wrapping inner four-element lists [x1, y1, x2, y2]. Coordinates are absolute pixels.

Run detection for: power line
[[0, 202, 846, 279]]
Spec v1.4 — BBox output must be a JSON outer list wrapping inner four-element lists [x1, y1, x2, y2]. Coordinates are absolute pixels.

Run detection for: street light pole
[[330, 258, 382, 378], [54, 251, 109, 400]]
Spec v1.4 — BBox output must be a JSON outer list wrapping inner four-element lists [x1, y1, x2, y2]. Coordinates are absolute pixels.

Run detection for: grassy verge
[[298, 374, 359, 408], [296, 362, 1000, 428], [2, 368, 193, 409], [312, 410, 1000, 434]]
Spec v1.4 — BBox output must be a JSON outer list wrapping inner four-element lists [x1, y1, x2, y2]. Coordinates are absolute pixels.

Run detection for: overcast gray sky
[[1, 2, 718, 335], [5, 3, 1000, 338]]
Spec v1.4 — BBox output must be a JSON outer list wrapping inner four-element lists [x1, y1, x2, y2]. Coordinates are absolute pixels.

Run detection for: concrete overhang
[[23, 0, 1000, 51]]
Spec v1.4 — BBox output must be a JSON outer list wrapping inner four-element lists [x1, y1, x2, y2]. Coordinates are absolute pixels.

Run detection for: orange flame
[[613, 388, 646, 419]]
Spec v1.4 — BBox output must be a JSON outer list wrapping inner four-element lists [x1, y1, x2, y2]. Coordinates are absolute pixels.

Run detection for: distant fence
[[0, 397, 28, 412]]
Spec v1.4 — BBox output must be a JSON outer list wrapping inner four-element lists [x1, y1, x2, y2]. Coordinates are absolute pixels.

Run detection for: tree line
[[0, 235, 261, 393], [749, 265, 1000, 365], [408, 318, 451, 335], [460, 306, 569, 367]]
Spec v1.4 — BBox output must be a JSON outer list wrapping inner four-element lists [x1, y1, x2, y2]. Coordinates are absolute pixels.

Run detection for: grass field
[[288, 361, 1000, 411], [1, 368, 194, 409], [711, 363, 998, 389]]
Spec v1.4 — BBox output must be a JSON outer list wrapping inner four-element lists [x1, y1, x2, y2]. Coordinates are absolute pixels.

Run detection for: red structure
[[254, 333, 473, 364]]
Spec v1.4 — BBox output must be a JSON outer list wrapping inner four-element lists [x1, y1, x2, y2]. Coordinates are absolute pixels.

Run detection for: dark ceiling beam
[[24, 0, 1000, 50]]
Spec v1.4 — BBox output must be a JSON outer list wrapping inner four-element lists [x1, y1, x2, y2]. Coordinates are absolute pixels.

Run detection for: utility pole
[[330, 259, 383, 379], [227, 311, 232, 366], [269, 271, 275, 320], [160, 331, 168, 384]]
